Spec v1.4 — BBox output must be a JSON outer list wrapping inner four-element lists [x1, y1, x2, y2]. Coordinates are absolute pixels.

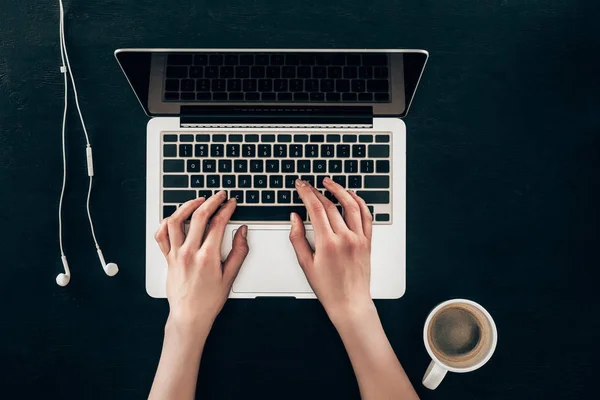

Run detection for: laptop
[[115, 49, 428, 299]]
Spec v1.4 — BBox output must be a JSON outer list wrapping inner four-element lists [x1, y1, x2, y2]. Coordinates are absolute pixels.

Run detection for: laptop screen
[[115, 49, 428, 118]]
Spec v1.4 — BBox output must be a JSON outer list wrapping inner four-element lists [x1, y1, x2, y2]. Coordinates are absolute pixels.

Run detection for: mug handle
[[422, 360, 448, 390]]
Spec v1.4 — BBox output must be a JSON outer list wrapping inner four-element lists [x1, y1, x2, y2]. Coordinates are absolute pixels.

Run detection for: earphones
[[56, 0, 119, 286]]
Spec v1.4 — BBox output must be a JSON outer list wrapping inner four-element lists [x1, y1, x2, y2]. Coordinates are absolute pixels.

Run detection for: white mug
[[422, 299, 498, 390]]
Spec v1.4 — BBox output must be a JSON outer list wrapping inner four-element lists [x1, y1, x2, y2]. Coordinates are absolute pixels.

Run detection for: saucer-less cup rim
[[422, 299, 498, 389]]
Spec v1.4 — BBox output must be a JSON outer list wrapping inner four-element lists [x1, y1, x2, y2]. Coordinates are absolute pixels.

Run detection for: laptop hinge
[[179, 105, 373, 129]]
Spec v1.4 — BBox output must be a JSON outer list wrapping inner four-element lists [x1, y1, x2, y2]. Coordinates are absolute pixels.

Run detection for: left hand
[[154, 191, 249, 333]]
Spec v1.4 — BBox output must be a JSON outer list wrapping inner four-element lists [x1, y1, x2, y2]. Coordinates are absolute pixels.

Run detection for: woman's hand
[[289, 178, 374, 325], [154, 191, 249, 334]]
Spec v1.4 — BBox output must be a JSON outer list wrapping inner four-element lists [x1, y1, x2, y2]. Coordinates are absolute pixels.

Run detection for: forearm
[[332, 302, 419, 400], [148, 319, 211, 400]]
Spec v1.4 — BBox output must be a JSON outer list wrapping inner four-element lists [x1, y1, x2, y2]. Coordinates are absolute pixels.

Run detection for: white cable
[[59, 0, 101, 250], [58, 1, 68, 257]]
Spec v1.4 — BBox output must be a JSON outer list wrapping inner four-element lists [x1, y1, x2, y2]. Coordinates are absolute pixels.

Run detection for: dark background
[[1, 0, 599, 399]]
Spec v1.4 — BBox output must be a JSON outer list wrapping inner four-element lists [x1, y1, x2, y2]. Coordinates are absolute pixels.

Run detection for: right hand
[[289, 178, 374, 323]]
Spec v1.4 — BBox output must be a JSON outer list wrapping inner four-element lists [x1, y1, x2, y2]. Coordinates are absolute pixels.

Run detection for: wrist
[[326, 298, 378, 331], [165, 314, 212, 349]]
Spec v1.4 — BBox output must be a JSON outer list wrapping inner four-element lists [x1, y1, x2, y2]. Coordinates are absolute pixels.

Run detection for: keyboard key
[[196, 79, 210, 91], [258, 144, 272, 158], [195, 144, 209, 157], [250, 160, 264, 172], [269, 175, 283, 188], [246, 134, 259, 143], [181, 92, 195, 101], [230, 190, 244, 203], [316, 175, 328, 188], [328, 66, 342, 79], [359, 135, 373, 143], [352, 144, 366, 158], [187, 159, 201, 172], [360, 160, 374, 173], [357, 191, 390, 204], [210, 144, 224, 157], [226, 134, 241, 143], [191, 175, 204, 188], [348, 175, 362, 188], [221, 66, 235, 78], [313, 66, 326, 78], [365, 176, 389, 188], [246, 191, 260, 203], [293, 191, 302, 204], [231, 206, 307, 221], [345, 160, 358, 173], [236, 66, 250, 78], [278, 190, 292, 204], [294, 93, 309, 101], [222, 175, 236, 188], [211, 79, 226, 91], [179, 144, 192, 157], [295, 134, 309, 143], [165, 79, 179, 91], [262, 92, 276, 101], [282, 160, 295, 173], [274, 144, 287, 157], [274, 79, 288, 92], [226, 144, 240, 158], [332, 175, 346, 187], [163, 175, 188, 188], [342, 93, 357, 101], [343, 66, 358, 79], [343, 134, 357, 143], [166, 66, 187, 78], [180, 134, 194, 142], [163, 134, 178, 142], [369, 145, 390, 157], [209, 54, 223, 65], [321, 144, 335, 157], [240, 54, 254, 65], [278, 134, 292, 142], [239, 175, 252, 188], [297, 66, 311, 77], [255, 54, 269, 65], [305, 144, 319, 157], [336, 79, 350, 92], [163, 144, 177, 157], [164, 160, 184, 172], [337, 144, 350, 157], [326, 134, 341, 142], [282, 66, 296, 78], [313, 160, 327, 173], [207, 175, 220, 188], [375, 213, 390, 222], [358, 67, 372, 79], [258, 79, 272, 91], [266, 160, 279, 172], [164, 190, 196, 203], [375, 135, 390, 143], [213, 134, 226, 142], [243, 79, 257, 91], [196, 134, 210, 142], [261, 134, 276, 143], [254, 175, 267, 188], [329, 160, 342, 173], [376, 160, 390, 173], [198, 190, 213, 198], [321, 79, 335, 92], [285, 174, 299, 188], [326, 93, 342, 102], [242, 144, 256, 157], [310, 93, 325, 101], [234, 160, 248, 172], [245, 92, 260, 101], [163, 205, 177, 219], [181, 79, 195, 91], [367, 79, 389, 93], [310, 134, 324, 143], [301, 175, 315, 187], [297, 160, 311, 173], [202, 160, 216, 173], [218, 160, 232, 172], [290, 145, 303, 158], [351, 80, 366, 92], [363, 54, 388, 65], [358, 93, 373, 102], [290, 79, 303, 91]]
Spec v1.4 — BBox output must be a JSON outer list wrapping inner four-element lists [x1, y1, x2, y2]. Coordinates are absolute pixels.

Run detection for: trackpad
[[232, 228, 314, 293]]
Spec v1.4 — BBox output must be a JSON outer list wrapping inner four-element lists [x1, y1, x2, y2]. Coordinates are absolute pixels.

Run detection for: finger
[[185, 190, 227, 250], [295, 179, 332, 235], [223, 225, 249, 285], [288, 212, 314, 270], [309, 185, 347, 233], [203, 197, 238, 251], [323, 177, 363, 233], [154, 219, 170, 256], [167, 197, 206, 249], [349, 190, 373, 240]]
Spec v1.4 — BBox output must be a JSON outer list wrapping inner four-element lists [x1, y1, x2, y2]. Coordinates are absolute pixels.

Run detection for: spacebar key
[[231, 206, 307, 221]]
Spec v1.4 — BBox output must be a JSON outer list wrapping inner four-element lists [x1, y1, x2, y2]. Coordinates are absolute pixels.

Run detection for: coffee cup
[[422, 299, 497, 390]]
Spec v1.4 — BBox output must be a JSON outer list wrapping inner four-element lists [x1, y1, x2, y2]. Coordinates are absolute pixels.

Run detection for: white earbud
[[97, 249, 119, 277], [56, 256, 71, 286]]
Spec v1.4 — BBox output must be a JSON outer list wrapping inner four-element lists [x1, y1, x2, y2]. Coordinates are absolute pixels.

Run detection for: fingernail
[[323, 177, 331, 184], [219, 190, 227, 197], [241, 225, 248, 238], [290, 212, 296, 223], [295, 179, 307, 188], [229, 197, 237, 204]]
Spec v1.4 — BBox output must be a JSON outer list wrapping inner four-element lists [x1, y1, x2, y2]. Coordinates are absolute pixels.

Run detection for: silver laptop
[[115, 49, 428, 299]]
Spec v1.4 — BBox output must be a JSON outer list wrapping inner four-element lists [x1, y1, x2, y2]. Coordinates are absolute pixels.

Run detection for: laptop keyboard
[[163, 52, 391, 103], [161, 132, 392, 223]]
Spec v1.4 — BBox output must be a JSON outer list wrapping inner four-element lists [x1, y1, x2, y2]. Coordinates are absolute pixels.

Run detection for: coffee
[[427, 303, 488, 367]]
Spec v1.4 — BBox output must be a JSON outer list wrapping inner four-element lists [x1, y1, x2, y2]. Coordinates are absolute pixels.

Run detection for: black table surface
[[1, 0, 599, 398]]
